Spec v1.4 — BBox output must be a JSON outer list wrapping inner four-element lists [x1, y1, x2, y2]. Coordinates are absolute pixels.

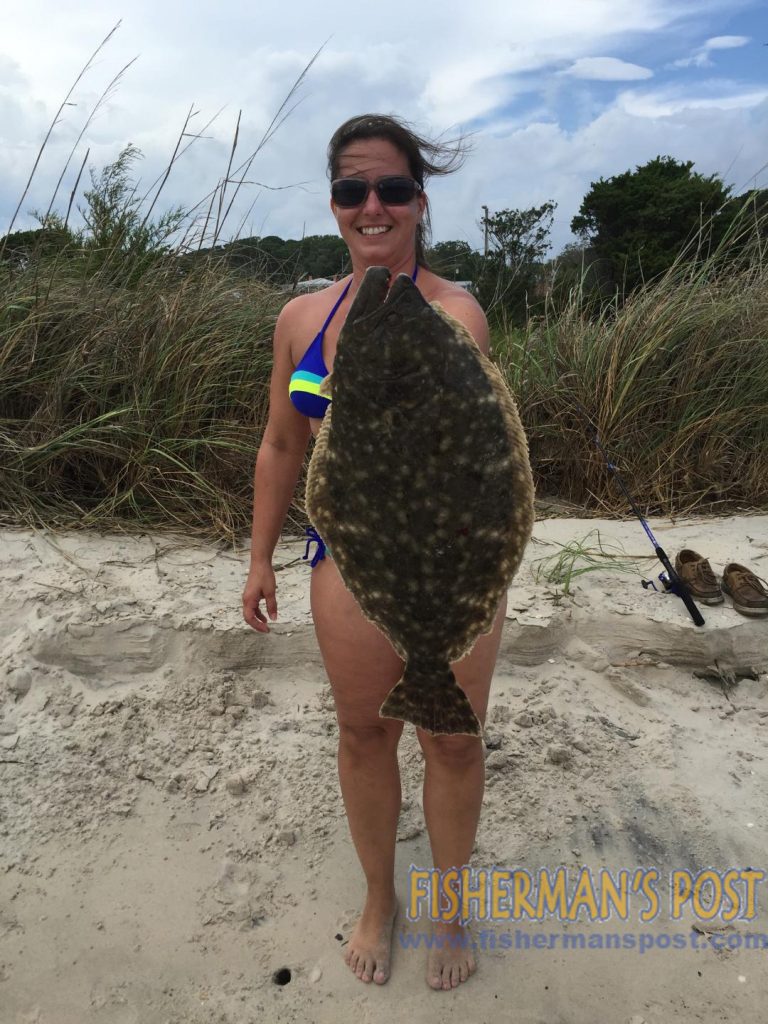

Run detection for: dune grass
[[494, 210, 768, 516], [531, 530, 645, 596], [2, 226, 766, 544], [1, 257, 283, 540]]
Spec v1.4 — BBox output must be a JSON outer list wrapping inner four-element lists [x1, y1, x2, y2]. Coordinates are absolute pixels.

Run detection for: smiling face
[[330, 137, 427, 270]]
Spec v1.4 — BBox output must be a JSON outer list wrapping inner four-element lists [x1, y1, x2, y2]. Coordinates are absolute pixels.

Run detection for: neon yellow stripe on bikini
[[289, 379, 323, 396]]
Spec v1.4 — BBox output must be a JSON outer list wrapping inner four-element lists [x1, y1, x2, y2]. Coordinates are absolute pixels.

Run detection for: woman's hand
[[242, 560, 278, 633]]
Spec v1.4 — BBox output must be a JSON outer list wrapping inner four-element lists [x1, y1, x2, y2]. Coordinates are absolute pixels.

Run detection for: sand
[[1, 514, 767, 1023]]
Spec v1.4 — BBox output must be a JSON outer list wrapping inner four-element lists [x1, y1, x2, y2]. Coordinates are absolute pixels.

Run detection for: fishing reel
[[641, 572, 673, 593], [642, 570, 705, 625]]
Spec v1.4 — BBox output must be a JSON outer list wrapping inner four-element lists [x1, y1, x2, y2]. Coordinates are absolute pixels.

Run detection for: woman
[[242, 114, 507, 991]]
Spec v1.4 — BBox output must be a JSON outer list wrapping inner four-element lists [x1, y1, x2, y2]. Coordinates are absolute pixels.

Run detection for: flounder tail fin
[[379, 661, 481, 737]]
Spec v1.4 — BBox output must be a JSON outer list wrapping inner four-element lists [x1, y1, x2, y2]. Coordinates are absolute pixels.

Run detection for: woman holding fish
[[242, 114, 533, 991]]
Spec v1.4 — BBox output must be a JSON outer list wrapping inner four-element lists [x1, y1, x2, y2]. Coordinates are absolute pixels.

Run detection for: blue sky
[[1, 0, 767, 256]]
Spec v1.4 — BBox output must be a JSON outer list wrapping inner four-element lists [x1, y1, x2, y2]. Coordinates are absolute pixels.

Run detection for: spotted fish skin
[[305, 266, 534, 736]]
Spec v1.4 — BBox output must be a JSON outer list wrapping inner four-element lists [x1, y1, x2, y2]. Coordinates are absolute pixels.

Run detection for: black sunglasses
[[331, 176, 423, 208]]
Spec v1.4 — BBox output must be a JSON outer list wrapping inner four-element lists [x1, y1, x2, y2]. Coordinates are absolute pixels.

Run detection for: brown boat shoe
[[674, 549, 724, 605], [721, 563, 768, 617]]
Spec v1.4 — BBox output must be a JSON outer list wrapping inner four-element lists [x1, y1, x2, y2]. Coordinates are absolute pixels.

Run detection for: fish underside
[[306, 266, 534, 736]]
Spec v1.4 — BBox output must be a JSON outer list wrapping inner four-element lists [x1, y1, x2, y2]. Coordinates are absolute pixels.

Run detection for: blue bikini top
[[288, 265, 419, 419]]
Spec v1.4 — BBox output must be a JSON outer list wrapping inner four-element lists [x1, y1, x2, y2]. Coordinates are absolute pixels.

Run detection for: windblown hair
[[327, 113, 470, 267]]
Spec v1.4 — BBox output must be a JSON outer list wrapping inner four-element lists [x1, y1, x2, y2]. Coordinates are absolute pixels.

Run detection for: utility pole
[[482, 205, 489, 257]]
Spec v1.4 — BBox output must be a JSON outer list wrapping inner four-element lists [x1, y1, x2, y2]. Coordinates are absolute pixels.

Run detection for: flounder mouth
[[346, 265, 430, 329]]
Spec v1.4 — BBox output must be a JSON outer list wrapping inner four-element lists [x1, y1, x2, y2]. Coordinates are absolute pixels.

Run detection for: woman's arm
[[243, 299, 312, 631]]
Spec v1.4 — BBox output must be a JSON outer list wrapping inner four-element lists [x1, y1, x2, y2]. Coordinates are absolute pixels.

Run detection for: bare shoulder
[[275, 285, 340, 338], [276, 281, 350, 363], [426, 276, 490, 356]]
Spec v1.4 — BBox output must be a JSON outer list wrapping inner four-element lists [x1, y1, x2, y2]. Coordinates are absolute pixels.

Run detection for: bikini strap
[[318, 278, 353, 335]]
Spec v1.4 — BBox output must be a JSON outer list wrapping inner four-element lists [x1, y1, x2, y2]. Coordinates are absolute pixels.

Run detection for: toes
[[347, 947, 379, 984], [428, 970, 442, 990], [373, 961, 390, 985], [428, 960, 471, 990]]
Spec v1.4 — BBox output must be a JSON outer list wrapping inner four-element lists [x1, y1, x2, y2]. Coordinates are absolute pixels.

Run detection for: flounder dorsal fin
[[319, 372, 333, 399]]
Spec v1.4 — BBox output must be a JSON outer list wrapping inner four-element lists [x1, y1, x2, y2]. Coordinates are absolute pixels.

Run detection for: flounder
[[305, 266, 534, 736]]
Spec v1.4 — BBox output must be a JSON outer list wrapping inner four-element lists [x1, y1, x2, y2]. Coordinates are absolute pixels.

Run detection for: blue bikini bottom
[[303, 526, 331, 566]]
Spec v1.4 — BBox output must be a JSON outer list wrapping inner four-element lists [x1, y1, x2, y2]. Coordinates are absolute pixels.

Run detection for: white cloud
[[561, 57, 653, 81], [423, 55, 522, 126], [705, 35, 751, 50], [673, 33, 751, 67], [618, 83, 768, 118]]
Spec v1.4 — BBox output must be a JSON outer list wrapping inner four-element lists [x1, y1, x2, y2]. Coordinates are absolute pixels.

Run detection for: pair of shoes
[[674, 549, 724, 605], [721, 563, 768, 618], [675, 550, 768, 616]]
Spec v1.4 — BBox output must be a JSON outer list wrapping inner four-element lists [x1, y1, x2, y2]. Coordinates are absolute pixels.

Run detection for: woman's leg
[[310, 555, 406, 984], [416, 594, 508, 990]]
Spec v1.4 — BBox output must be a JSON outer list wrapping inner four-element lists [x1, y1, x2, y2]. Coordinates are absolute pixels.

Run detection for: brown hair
[[327, 113, 469, 267]]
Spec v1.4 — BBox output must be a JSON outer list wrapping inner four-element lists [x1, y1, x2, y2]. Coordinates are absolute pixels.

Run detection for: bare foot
[[426, 920, 477, 990], [344, 894, 398, 985]]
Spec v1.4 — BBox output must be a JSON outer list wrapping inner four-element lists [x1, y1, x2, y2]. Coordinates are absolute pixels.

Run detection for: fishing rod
[[575, 404, 705, 627]]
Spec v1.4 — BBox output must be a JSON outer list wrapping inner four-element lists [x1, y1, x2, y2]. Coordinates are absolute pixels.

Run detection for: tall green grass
[[2, 226, 765, 543], [1, 257, 282, 538], [532, 530, 644, 595], [495, 210, 768, 515]]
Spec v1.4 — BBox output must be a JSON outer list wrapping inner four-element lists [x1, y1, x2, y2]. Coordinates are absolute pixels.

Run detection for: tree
[[426, 240, 477, 282], [78, 144, 186, 281], [293, 234, 350, 280], [222, 234, 350, 284], [483, 202, 556, 270], [571, 156, 731, 294], [475, 201, 557, 323], [543, 242, 609, 314], [0, 216, 78, 268]]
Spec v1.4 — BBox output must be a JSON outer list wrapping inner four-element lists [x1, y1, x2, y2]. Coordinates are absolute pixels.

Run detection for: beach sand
[[1, 514, 767, 1023]]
